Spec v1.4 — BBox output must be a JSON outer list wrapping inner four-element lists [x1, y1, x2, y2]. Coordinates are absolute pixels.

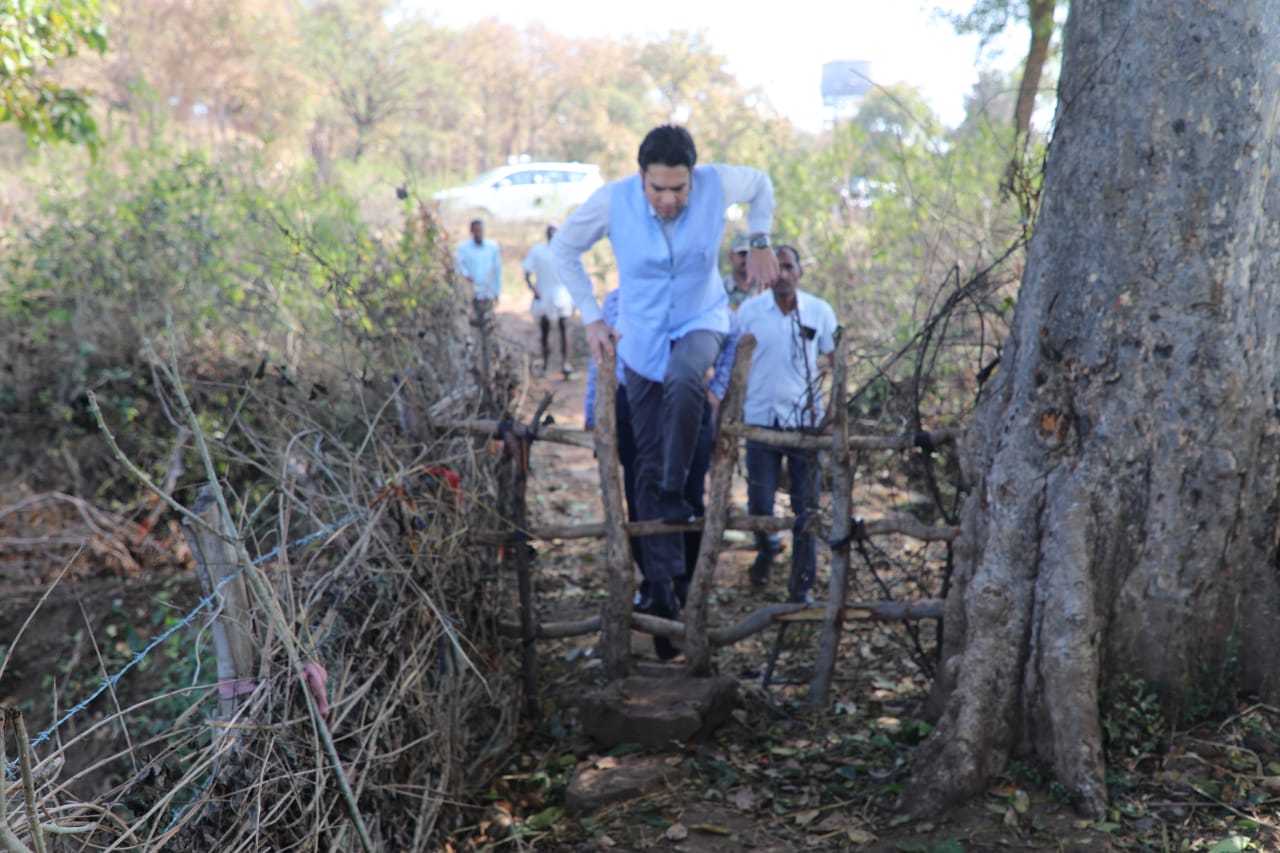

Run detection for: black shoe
[[645, 580, 681, 660], [659, 490, 697, 525], [672, 574, 690, 608], [633, 579, 653, 613], [787, 588, 816, 605], [654, 634, 681, 661], [749, 550, 775, 588]]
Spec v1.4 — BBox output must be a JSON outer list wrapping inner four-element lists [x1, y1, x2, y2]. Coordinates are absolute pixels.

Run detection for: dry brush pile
[[1, 204, 534, 850]]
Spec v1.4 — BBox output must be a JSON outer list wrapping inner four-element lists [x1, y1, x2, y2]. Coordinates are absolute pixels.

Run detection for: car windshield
[[467, 167, 510, 187]]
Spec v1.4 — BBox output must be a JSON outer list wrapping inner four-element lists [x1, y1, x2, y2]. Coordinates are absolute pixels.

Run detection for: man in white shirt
[[523, 223, 575, 379], [736, 245, 839, 603]]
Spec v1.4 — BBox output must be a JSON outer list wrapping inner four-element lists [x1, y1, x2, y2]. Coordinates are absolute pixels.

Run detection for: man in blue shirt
[[584, 290, 740, 625], [555, 124, 777, 642], [455, 218, 502, 302]]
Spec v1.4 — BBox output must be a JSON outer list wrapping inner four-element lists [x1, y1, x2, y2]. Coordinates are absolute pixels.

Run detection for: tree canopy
[[0, 0, 105, 151]]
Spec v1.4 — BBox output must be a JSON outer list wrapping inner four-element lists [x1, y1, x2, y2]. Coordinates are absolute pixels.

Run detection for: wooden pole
[[497, 599, 945, 642], [507, 393, 554, 717], [507, 433, 539, 717], [468, 512, 957, 544], [181, 484, 258, 723], [811, 333, 851, 707], [592, 349, 634, 679], [722, 423, 961, 452], [443, 418, 957, 454], [685, 334, 757, 675]]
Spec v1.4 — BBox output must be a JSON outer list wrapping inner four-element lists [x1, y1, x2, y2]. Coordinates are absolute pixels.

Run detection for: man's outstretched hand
[[585, 318, 620, 365], [746, 246, 779, 291]]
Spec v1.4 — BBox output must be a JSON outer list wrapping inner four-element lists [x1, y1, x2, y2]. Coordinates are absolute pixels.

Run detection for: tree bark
[[915, 0, 1280, 817]]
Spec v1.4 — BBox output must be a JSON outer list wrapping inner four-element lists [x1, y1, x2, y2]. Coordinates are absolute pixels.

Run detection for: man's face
[[546, 225, 557, 241], [471, 221, 485, 242], [730, 249, 749, 283], [641, 164, 691, 220], [772, 247, 802, 299]]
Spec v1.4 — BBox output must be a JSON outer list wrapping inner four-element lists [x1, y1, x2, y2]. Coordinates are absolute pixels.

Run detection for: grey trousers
[[624, 330, 723, 581]]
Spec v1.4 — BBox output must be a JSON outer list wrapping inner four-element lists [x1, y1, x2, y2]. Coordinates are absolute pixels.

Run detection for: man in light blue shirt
[[584, 289, 741, 642], [554, 124, 777, 646], [455, 218, 502, 302]]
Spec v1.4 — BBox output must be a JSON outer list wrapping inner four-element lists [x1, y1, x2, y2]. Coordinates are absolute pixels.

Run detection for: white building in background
[[821, 60, 874, 130]]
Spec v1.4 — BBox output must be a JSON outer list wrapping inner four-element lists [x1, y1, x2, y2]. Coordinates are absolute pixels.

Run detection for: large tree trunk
[[915, 0, 1280, 817]]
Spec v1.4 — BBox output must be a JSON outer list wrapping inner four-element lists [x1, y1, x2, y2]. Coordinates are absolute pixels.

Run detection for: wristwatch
[[748, 233, 771, 250]]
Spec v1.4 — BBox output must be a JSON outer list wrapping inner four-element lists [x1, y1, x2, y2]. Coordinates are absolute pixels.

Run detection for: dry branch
[[470, 512, 957, 544], [724, 423, 961, 452], [496, 598, 943, 644], [440, 418, 959, 455], [444, 418, 595, 449], [812, 333, 852, 707]]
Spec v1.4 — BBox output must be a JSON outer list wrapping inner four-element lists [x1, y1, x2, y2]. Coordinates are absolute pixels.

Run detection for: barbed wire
[[4, 513, 360, 777]]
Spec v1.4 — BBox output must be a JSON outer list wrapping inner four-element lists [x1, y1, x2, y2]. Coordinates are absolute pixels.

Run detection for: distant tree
[[302, 0, 418, 163], [944, 0, 1059, 141], [90, 0, 305, 153], [0, 0, 106, 151]]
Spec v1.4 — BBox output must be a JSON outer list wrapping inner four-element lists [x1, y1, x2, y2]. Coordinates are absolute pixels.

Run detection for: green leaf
[[1206, 837, 1252, 853], [525, 806, 564, 830]]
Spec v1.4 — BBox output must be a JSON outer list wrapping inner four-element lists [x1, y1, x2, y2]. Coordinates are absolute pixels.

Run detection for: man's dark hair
[[470, 218, 484, 228], [776, 244, 802, 266], [637, 124, 697, 171]]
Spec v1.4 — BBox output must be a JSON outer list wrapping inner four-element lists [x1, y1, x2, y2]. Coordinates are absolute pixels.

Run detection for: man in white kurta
[[523, 224, 575, 378]]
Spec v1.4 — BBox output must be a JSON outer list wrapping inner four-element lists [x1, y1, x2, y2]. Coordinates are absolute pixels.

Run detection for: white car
[[432, 161, 603, 223]]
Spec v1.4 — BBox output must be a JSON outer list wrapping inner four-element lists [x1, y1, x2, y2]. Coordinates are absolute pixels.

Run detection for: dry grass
[[0, 207, 535, 851]]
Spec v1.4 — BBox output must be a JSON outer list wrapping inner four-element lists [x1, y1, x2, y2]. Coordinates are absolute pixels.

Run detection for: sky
[[409, 0, 1024, 132]]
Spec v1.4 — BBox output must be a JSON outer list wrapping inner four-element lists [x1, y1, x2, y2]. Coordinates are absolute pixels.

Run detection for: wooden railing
[[455, 332, 958, 708]]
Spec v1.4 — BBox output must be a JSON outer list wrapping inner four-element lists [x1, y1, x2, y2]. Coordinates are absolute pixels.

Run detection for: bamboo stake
[[685, 334, 756, 675], [592, 349, 634, 679], [0, 712, 32, 853], [811, 333, 852, 707], [4, 710, 42, 853], [182, 486, 258, 723]]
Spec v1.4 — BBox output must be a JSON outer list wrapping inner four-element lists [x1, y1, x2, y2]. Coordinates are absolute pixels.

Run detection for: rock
[[564, 755, 690, 814], [580, 675, 739, 748]]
